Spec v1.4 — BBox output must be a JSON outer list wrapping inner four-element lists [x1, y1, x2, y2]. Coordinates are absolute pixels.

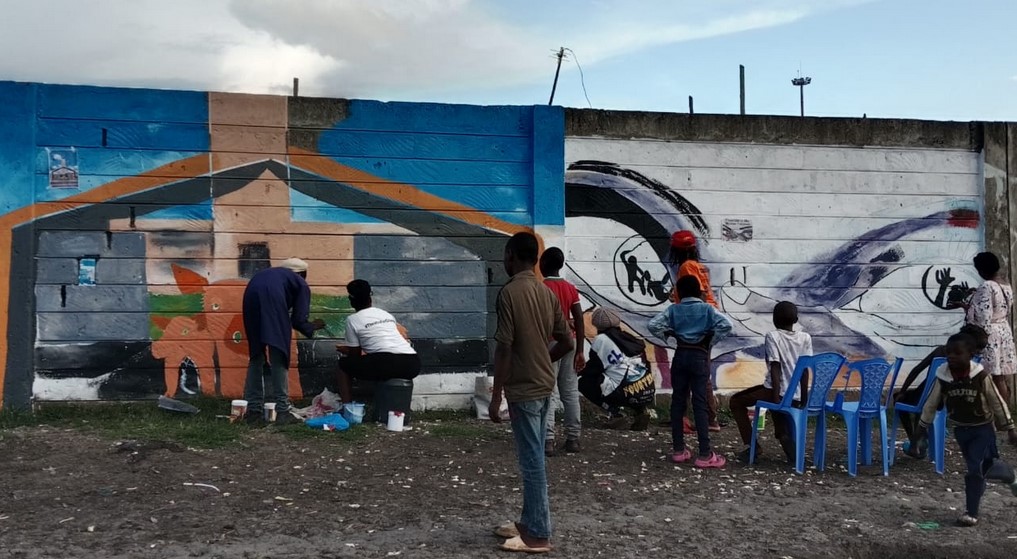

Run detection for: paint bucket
[[264, 402, 277, 423], [387, 411, 405, 432], [748, 409, 767, 431], [230, 399, 248, 418], [343, 402, 365, 425]]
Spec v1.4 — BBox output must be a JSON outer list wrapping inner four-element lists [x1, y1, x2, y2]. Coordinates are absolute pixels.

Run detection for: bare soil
[[3, 416, 1017, 558]]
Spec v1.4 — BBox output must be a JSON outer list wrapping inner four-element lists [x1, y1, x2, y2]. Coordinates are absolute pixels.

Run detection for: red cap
[[670, 230, 697, 249]]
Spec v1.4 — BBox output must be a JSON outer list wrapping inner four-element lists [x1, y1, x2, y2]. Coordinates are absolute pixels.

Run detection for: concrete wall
[[0, 81, 1013, 409], [0, 81, 563, 410]]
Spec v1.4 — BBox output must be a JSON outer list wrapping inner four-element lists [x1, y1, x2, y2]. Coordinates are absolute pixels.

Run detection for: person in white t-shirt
[[578, 308, 655, 431], [729, 301, 813, 463], [336, 279, 420, 404]]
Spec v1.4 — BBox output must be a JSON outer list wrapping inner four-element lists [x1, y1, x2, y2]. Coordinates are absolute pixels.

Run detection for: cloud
[[0, 0, 869, 98]]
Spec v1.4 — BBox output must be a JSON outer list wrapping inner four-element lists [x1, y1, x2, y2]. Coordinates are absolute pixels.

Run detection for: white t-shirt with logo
[[344, 307, 415, 355], [763, 329, 813, 400], [590, 334, 647, 396]]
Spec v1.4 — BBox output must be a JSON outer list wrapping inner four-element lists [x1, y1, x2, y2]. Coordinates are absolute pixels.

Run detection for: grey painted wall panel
[[37, 312, 150, 342], [36, 285, 149, 312]]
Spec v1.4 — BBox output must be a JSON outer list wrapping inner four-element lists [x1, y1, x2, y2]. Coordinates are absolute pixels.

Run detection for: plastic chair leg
[[845, 413, 859, 477], [933, 409, 947, 475], [889, 410, 901, 468], [814, 413, 827, 472], [879, 411, 890, 476], [793, 413, 807, 475], [861, 417, 873, 466], [749, 405, 761, 465]]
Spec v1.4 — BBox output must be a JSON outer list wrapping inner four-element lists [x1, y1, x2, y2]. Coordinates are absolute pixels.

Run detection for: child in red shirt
[[540, 247, 586, 454]]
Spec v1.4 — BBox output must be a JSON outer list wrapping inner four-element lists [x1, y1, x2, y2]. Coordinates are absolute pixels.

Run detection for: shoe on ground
[[243, 411, 265, 427], [694, 452, 727, 469], [735, 447, 754, 463], [499, 535, 552, 553], [956, 514, 978, 527], [708, 423, 722, 432], [564, 439, 581, 453], [273, 410, 302, 426], [544, 441, 557, 457], [777, 436, 796, 464], [631, 413, 650, 432], [494, 522, 520, 538], [670, 449, 692, 464]]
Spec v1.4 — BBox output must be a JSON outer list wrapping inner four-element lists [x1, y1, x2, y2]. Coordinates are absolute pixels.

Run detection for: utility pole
[[548, 47, 565, 105], [791, 75, 811, 117], [293, 77, 299, 97], [739, 65, 745, 115], [688, 96, 694, 115]]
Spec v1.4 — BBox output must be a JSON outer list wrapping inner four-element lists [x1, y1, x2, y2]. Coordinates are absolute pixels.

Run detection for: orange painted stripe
[[0, 154, 210, 409]]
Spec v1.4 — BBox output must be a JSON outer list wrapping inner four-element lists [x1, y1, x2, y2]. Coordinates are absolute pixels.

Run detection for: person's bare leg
[[337, 365, 354, 403]]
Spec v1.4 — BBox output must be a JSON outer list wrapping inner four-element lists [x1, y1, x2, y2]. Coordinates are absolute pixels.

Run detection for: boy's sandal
[[494, 522, 520, 538], [694, 452, 727, 469], [500, 535, 552, 554], [670, 449, 692, 463], [956, 514, 978, 527]]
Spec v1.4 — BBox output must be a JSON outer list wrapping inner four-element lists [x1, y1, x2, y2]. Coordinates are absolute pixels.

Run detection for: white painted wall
[[564, 138, 983, 393]]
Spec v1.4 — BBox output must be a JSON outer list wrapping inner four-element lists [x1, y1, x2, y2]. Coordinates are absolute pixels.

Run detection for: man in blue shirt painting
[[648, 275, 732, 468], [242, 258, 325, 425]]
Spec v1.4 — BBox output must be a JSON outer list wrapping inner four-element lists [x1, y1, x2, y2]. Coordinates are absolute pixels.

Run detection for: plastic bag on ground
[[305, 413, 350, 431], [292, 388, 342, 420], [474, 376, 509, 421]]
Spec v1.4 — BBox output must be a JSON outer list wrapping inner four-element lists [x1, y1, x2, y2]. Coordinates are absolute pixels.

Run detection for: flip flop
[[494, 522, 520, 538], [500, 535, 552, 554]]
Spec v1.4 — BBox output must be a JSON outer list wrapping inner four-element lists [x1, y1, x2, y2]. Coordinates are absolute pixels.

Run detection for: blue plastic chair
[[823, 357, 904, 476], [749, 352, 848, 474], [889, 357, 948, 475]]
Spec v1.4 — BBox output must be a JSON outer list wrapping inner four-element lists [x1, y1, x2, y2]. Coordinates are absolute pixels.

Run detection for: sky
[[1, 0, 1014, 121]]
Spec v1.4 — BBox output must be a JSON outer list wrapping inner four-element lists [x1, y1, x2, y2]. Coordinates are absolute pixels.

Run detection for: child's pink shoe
[[670, 449, 692, 463], [694, 452, 727, 469]]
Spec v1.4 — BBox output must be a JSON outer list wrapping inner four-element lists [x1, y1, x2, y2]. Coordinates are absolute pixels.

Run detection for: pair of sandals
[[494, 522, 552, 554], [670, 449, 727, 468]]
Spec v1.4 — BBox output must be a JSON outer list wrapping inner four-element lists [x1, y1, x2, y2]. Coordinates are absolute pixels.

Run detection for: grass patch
[[0, 398, 372, 449]]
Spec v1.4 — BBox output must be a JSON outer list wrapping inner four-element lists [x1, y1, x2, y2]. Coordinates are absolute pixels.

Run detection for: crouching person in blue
[[916, 332, 1017, 527], [578, 308, 655, 431]]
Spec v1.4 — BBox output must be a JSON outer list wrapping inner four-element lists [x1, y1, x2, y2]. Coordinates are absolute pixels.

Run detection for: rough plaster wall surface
[[564, 138, 983, 393]]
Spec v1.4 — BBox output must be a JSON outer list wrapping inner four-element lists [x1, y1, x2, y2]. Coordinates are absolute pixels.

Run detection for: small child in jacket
[[578, 308, 655, 431], [916, 332, 1017, 527], [648, 275, 732, 468]]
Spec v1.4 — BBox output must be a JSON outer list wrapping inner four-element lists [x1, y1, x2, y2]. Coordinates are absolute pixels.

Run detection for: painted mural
[[563, 139, 984, 392], [0, 82, 562, 409]]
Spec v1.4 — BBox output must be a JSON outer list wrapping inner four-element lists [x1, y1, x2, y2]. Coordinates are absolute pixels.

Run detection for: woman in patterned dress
[[964, 252, 1016, 404]]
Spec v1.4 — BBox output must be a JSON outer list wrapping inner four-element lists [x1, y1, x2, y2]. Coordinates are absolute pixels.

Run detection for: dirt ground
[[4, 414, 1017, 559]]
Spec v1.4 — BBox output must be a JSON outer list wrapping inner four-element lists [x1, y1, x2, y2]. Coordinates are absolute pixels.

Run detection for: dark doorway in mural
[[238, 243, 271, 279]]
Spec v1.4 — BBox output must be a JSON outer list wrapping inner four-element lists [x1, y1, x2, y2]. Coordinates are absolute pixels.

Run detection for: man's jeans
[[243, 345, 292, 413], [509, 397, 552, 540], [547, 347, 581, 442], [670, 347, 711, 456]]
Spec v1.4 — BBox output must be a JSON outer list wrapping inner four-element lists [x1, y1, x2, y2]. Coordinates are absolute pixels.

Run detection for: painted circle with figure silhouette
[[613, 234, 672, 307]]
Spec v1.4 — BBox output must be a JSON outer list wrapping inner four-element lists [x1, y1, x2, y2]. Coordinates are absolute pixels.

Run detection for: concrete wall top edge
[[565, 108, 987, 151]]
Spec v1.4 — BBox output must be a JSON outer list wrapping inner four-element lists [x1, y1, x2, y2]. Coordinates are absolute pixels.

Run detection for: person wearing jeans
[[241, 258, 325, 425], [648, 275, 732, 469], [489, 233, 573, 553]]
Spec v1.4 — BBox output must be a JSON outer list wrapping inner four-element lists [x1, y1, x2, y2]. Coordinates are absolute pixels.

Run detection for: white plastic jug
[[387, 410, 405, 432]]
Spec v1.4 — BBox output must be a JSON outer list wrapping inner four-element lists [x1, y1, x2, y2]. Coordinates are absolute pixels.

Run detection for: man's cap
[[280, 258, 309, 273], [670, 230, 697, 249]]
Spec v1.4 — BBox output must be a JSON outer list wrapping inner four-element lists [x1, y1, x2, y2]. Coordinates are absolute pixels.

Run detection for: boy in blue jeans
[[648, 275, 732, 468]]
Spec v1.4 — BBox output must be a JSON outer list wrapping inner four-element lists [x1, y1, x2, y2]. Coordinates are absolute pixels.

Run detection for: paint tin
[[264, 402, 277, 423], [387, 411, 405, 432], [747, 409, 767, 431], [230, 399, 248, 418]]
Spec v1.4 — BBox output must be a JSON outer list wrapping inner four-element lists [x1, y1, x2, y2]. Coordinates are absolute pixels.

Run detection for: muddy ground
[[3, 414, 1017, 559]]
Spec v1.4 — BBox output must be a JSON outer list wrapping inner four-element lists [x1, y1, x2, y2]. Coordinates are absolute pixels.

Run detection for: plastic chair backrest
[[847, 358, 899, 414], [882, 357, 905, 407], [803, 353, 848, 413], [778, 356, 813, 408], [915, 357, 947, 408]]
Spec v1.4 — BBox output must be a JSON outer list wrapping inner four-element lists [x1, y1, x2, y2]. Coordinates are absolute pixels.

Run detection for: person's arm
[[570, 301, 586, 371], [768, 362, 782, 403], [968, 284, 992, 329], [707, 307, 732, 346], [337, 317, 361, 357], [292, 281, 324, 337], [549, 304, 574, 363], [647, 308, 673, 341], [898, 348, 939, 394], [917, 379, 944, 428], [490, 291, 514, 423], [983, 372, 1016, 432]]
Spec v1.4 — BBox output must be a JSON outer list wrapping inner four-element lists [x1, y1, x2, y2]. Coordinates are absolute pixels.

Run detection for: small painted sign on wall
[[47, 147, 79, 188], [77, 257, 97, 286]]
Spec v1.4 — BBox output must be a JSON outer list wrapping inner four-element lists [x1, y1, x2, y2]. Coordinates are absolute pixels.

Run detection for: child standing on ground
[[539, 247, 586, 454], [669, 230, 721, 432], [915, 332, 1017, 527], [729, 301, 812, 463], [579, 308, 655, 431], [648, 275, 732, 468]]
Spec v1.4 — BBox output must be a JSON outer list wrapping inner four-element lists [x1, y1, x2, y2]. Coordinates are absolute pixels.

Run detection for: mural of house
[[1, 80, 1015, 411]]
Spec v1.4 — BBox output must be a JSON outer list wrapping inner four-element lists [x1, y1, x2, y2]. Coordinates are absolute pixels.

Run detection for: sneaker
[[544, 441, 557, 457], [670, 449, 692, 463], [243, 411, 265, 427], [694, 452, 727, 469], [631, 413, 650, 432], [273, 410, 302, 426], [564, 439, 581, 453], [956, 514, 978, 527]]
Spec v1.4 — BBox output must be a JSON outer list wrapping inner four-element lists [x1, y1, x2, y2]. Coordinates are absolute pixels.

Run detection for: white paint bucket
[[264, 402, 277, 423], [387, 411, 405, 432], [231, 399, 248, 418], [343, 402, 365, 425]]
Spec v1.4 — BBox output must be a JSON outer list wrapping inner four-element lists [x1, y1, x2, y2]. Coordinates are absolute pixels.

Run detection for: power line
[[563, 48, 592, 108]]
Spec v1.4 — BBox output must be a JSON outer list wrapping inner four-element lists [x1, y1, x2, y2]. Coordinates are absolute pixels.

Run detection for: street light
[[791, 76, 811, 117]]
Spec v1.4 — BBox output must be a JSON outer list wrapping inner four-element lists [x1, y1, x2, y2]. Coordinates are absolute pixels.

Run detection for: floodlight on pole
[[791, 76, 811, 117]]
